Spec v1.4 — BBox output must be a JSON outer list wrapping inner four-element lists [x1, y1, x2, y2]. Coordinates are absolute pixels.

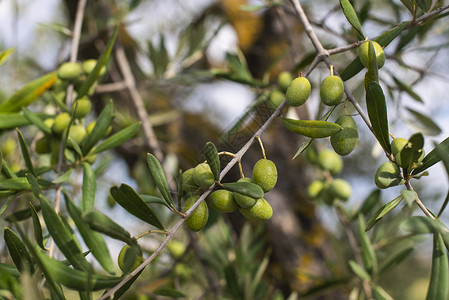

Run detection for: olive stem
[[256, 136, 267, 160], [136, 230, 168, 240]]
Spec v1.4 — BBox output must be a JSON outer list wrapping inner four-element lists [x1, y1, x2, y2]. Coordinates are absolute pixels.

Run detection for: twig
[[98, 96, 287, 300], [115, 44, 164, 162]]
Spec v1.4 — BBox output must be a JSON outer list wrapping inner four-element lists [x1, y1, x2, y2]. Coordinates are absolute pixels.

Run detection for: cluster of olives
[[35, 60, 108, 164], [306, 147, 352, 205], [374, 137, 424, 189], [181, 158, 277, 232]]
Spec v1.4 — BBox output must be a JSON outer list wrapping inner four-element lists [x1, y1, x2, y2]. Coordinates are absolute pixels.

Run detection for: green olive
[[233, 177, 258, 208], [184, 195, 209, 232], [277, 71, 293, 93], [181, 168, 198, 192], [330, 115, 358, 156], [239, 198, 273, 221], [118, 245, 142, 274], [307, 180, 324, 199], [317, 149, 343, 175], [359, 41, 385, 69], [208, 189, 238, 213], [52, 113, 71, 135], [329, 178, 351, 201], [374, 161, 403, 189], [82, 59, 106, 76], [166, 240, 186, 259], [320, 75, 344, 106], [43, 118, 55, 129], [286, 76, 311, 107], [269, 89, 285, 110], [68, 125, 87, 145], [36, 136, 52, 154], [71, 97, 92, 119], [192, 163, 215, 188], [57, 62, 82, 81], [252, 159, 277, 192]]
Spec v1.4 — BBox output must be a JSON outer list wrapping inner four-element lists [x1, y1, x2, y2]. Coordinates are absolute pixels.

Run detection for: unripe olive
[[166, 240, 186, 259], [252, 159, 278, 192], [82, 59, 106, 76], [286, 76, 311, 107], [192, 163, 215, 188], [374, 161, 403, 189], [239, 198, 273, 221], [317, 149, 343, 175], [36, 136, 52, 154], [233, 177, 258, 208], [86, 121, 112, 136], [71, 97, 92, 119], [329, 178, 351, 201], [320, 75, 344, 106], [184, 195, 209, 232], [208, 189, 238, 213], [43, 118, 55, 129], [277, 71, 293, 93], [269, 89, 285, 109], [181, 168, 198, 192], [52, 78, 67, 92], [118, 245, 142, 274], [307, 180, 324, 199], [330, 115, 358, 156], [52, 113, 71, 135], [359, 41, 385, 69], [68, 125, 87, 144], [58, 62, 82, 81]]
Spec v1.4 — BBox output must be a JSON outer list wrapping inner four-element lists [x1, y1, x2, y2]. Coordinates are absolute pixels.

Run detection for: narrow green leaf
[[205, 142, 220, 181], [353, 189, 382, 220], [5, 205, 41, 222], [65, 194, 115, 274], [366, 195, 403, 231], [340, 57, 364, 82], [426, 233, 449, 300], [406, 107, 442, 136], [52, 169, 73, 184], [112, 270, 143, 300], [437, 190, 449, 218], [0, 262, 20, 277], [82, 163, 96, 212], [0, 177, 31, 190], [400, 0, 415, 14], [339, 0, 365, 38], [412, 137, 449, 175], [401, 189, 418, 206], [16, 129, 35, 176], [0, 47, 15, 66], [77, 27, 118, 99], [83, 210, 135, 245], [224, 264, 243, 300], [366, 82, 391, 153], [36, 251, 122, 291], [82, 100, 114, 154], [22, 108, 52, 134], [146, 153, 174, 207], [358, 215, 377, 273], [379, 247, 414, 275], [222, 181, 264, 199], [140, 194, 172, 209], [282, 118, 342, 138], [30, 203, 46, 250], [400, 216, 445, 235], [372, 285, 394, 300], [398, 133, 424, 171], [92, 122, 141, 154], [0, 72, 57, 113], [110, 184, 164, 229], [348, 260, 371, 281], [4, 227, 35, 273], [154, 288, 186, 297], [392, 76, 423, 103], [26, 174, 93, 273], [0, 113, 32, 129], [368, 41, 379, 77]]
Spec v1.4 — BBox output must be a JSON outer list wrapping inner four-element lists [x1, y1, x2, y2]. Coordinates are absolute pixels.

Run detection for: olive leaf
[[65, 194, 115, 274], [154, 288, 186, 298], [0, 72, 57, 113], [76, 27, 118, 99], [352, 189, 381, 220], [26, 174, 93, 273], [82, 100, 114, 154], [30, 203, 46, 250], [17, 129, 36, 177], [365, 195, 403, 231], [82, 162, 96, 212], [392, 76, 423, 103], [412, 137, 449, 175], [0, 47, 15, 66], [5, 205, 41, 222], [339, 0, 365, 39], [92, 122, 141, 154], [366, 82, 391, 153], [282, 118, 343, 138], [401, 189, 418, 206], [22, 108, 52, 134], [222, 182, 264, 199], [205, 142, 220, 181], [397, 133, 424, 171], [426, 233, 449, 300], [83, 210, 135, 245], [110, 184, 164, 230], [348, 260, 371, 281], [378, 247, 414, 276], [0, 178, 31, 190], [358, 215, 377, 274], [405, 107, 442, 136], [4, 227, 35, 273], [146, 153, 174, 208]]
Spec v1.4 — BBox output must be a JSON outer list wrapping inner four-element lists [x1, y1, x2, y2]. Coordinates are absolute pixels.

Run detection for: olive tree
[[1, 0, 449, 299]]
